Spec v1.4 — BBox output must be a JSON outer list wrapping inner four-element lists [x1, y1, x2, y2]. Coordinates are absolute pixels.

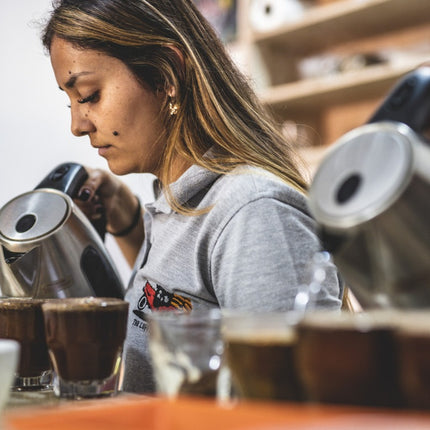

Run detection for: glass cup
[[394, 311, 430, 410], [295, 310, 401, 407], [223, 311, 303, 402], [41, 297, 129, 399], [147, 309, 224, 398], [0, 298, 52, 390]]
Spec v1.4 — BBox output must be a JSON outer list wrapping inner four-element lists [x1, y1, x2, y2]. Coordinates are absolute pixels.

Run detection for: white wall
[[0, 1, 155, 284]]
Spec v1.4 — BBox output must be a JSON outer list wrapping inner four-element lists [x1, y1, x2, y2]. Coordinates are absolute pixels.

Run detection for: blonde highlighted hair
[[42, 0, 307, 213]]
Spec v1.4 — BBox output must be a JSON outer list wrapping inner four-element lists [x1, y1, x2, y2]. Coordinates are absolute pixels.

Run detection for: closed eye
[[77, 90, 100, 104]]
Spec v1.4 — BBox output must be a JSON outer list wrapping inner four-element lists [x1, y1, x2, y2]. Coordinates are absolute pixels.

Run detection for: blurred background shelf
[[232, 0, 430, 174], [260, 57, 426, 111], [252, 0, 430, 54]]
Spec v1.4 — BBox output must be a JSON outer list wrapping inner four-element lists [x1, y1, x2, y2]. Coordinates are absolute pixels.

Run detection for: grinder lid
[[0, 189, 70, 241], [309, 122, 414, 230]]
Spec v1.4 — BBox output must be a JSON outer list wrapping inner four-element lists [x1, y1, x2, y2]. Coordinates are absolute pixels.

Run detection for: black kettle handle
[[35, 162, 106, 240], [367, 66, 430, 134]]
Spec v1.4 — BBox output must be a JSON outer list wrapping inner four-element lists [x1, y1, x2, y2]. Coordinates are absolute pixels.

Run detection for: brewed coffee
[[42, 297, 128, 382], [295, 311, 401, 407], [226, 332, 302, 401], [0, 298, 51, 379], [394, 311, 430, 409]]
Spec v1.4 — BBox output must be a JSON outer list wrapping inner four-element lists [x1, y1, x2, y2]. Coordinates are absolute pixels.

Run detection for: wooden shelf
[[235, 0, 430, 149], [259, 58, 425, 112], [252, 0, 430, 56]]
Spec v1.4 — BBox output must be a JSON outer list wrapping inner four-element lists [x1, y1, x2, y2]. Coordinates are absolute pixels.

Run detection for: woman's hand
[[75, 167, 144, 266]]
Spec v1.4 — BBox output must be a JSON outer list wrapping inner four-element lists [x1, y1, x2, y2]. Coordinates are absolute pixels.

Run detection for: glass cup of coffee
[[295, 310, 401, 407], [223, 311, 303, 402], [0, 298, 52, 391], [394, 311, 430, 410], [147, 309, 224, 398], [41, 297, 129, 399]]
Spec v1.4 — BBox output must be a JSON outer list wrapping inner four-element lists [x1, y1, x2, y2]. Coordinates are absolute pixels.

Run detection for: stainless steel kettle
[[309, 67, 430, 309], [0, 163, 124, 299]]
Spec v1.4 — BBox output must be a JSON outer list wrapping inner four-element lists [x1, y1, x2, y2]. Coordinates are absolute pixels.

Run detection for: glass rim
[[0, 297, 46, 308], [0, 338, 20, 353], [41, 297, 128, 312], [147, 308, 222, 323]]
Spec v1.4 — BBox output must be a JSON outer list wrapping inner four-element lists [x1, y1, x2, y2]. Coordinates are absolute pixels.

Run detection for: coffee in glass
[[42, 297, 128, 399], [223, 312, 303, 401], [0, 298, 52, 390]]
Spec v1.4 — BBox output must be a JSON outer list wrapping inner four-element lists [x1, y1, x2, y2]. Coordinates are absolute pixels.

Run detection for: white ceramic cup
[[0, 339, 20, 411]]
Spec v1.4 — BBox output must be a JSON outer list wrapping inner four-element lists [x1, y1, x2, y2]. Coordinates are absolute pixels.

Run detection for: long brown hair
[[42, 0, 307, 213]]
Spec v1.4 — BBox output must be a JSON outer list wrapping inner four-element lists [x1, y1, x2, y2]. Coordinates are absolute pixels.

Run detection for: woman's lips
[[97, 145, 112, 157]]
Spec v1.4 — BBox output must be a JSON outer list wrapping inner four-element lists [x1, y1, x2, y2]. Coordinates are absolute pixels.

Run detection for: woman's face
[[50, 37, 166, 176]]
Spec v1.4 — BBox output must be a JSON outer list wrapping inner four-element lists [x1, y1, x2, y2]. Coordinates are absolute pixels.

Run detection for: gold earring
[[169, 101, 179, 116]]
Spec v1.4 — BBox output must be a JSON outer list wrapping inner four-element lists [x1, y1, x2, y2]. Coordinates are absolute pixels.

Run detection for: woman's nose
[[70, 105, 96, 137]]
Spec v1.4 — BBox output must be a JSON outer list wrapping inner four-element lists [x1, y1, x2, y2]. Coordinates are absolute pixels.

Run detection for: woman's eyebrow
[[59, 71, 94, 90]]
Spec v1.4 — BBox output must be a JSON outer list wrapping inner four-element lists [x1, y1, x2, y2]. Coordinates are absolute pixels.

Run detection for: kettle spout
[[0, 244, 40, 297]]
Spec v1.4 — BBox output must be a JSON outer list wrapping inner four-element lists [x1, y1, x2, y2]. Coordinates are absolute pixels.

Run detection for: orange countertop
[[5, 394, 430, 430]]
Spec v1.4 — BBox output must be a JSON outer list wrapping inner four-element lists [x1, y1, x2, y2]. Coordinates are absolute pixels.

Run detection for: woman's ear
[[167, 86, 176, 98]]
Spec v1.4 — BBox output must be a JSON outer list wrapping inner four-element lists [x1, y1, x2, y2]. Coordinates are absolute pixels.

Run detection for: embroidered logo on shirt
[[133, 281, 192, 319]]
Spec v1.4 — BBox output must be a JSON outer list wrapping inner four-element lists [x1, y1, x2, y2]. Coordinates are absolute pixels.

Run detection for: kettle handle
[[367, 65, 430, 135], [35, 162, 106, 240]]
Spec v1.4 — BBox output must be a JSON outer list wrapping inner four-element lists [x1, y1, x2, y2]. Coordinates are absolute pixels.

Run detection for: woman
[[42, 0, 343, 393]]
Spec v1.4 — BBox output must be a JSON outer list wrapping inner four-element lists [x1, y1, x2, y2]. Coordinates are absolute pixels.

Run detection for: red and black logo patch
[[133, 281, 192, 320]]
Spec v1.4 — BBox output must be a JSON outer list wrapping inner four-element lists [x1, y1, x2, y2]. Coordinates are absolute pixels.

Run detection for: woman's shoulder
[[211, 165, 308, 211]]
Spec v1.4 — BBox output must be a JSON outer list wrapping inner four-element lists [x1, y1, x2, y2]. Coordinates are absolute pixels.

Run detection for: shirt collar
[[151, 164, 221, 214]]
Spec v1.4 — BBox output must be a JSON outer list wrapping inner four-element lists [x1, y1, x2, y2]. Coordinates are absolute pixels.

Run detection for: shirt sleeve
[[210, 197, 342, 311]]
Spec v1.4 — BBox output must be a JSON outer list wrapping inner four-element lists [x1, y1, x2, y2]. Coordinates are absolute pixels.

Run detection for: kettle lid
[[0, 189, 70, 242], [309, 122, 414, 229]]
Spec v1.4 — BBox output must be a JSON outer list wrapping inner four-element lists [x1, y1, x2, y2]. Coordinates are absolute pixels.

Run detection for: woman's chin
[[106, 159, 146, 176], [106, 160, 132, 176]]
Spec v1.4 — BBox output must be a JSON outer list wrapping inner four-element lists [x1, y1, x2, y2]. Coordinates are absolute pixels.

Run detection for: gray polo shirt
[[122, 164, 343, 393]]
